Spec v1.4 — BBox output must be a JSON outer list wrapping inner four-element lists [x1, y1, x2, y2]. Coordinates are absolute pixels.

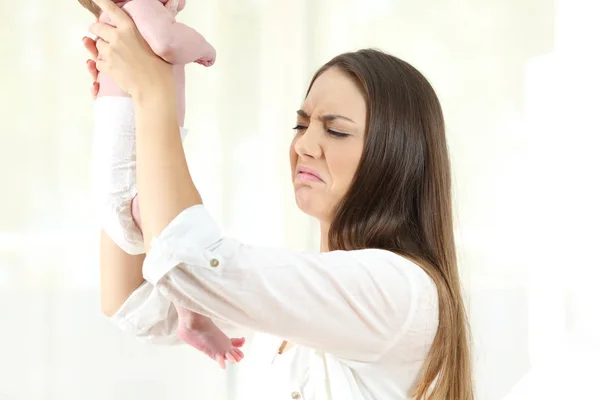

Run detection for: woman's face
[[289, 67, 367, 223]]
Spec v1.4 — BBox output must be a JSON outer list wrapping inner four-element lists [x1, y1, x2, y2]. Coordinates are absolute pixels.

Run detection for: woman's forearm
[[133, 77, 202, 251]]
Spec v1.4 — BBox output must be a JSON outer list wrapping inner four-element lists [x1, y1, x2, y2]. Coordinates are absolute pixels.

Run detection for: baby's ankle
[[178, 308, 210, 330]]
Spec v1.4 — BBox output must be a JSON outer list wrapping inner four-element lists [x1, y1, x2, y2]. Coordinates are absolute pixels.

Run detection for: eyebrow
[[296, 109, 355, 124]]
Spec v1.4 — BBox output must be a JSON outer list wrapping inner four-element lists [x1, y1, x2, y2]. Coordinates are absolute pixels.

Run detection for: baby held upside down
[[81, 0, 244, 368]]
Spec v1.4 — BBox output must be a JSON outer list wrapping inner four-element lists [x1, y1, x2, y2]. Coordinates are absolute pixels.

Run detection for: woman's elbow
[[100, 288, 131, 317]]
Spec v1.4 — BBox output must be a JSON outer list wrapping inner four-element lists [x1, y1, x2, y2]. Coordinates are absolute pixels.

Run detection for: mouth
[[295, 165, 324, 183]]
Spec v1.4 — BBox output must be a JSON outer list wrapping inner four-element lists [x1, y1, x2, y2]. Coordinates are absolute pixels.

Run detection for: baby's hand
[[82, 36, 100, 98]]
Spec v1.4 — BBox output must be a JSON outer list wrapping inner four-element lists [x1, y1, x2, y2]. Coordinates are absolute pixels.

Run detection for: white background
[[0, 0, 598, 398]]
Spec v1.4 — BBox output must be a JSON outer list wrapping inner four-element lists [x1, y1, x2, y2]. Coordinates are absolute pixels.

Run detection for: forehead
[[302, 67, 367, 126]]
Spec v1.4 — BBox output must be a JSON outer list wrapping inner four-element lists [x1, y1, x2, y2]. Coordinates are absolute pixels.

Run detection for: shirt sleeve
[[119, 205, 436, 362], [110, 280, 250, 344], [110, 280, 182, 345]]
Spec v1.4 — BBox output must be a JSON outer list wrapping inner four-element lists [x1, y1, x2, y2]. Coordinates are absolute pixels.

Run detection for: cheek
[[329, 152, 361, 196]]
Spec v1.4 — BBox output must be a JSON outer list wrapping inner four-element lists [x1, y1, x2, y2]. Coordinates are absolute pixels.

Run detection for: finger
[[86, 60, 98, 81], [96, 59, 107, 74], [82, 36, 99, 59], [88, 22, 116, 43], [91, 82, 99, 99], [96, 38, 109, 59], [91, 0, 132, 27]]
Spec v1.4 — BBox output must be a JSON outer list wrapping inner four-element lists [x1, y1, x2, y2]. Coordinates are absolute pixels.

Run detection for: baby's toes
[[226, 351, 238, 365], [215, 354, 226, 370], [232, 348, 244, 362]]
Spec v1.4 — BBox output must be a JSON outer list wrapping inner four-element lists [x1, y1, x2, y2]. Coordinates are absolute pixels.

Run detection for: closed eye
[[292, 125, 349, 138], [293, 124, 308, 132], [327, 130, 349, 138]]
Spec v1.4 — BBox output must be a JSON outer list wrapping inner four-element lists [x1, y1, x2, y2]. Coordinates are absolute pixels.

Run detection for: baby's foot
[[177, 308, 244, 369]]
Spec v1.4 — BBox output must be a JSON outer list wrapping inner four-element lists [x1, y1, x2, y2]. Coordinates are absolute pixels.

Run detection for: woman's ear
[[78, 0, 102, 18]]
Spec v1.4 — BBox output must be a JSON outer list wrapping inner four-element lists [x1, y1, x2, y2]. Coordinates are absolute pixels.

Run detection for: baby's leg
[[131, 195, 142, 230], [176, 305, 245, 369], [92, 97, 145, 255]]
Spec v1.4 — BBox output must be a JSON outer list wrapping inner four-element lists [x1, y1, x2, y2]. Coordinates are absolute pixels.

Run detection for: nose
[[293, 125, 322, 159]]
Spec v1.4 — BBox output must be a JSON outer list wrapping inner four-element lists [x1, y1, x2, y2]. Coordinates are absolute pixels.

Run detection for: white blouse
[[111, 205, 439, 399]]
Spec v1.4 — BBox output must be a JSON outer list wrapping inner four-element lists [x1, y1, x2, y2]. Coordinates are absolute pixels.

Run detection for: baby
[[81, 0, 244, 368]]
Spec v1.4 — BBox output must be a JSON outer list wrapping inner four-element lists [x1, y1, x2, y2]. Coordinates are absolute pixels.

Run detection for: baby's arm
[[122, 0, 215, 66]]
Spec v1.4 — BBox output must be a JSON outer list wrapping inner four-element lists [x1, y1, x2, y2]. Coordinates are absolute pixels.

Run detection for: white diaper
[[92, 96, 188, 255]]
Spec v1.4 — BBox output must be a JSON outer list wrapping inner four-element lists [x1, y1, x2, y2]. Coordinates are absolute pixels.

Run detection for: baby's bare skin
[[96, 0, 216, 126], [83, 3, 242, 364]]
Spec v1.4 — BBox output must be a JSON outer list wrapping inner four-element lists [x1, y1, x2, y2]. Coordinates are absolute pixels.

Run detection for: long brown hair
[[307, 49, 473, 400]]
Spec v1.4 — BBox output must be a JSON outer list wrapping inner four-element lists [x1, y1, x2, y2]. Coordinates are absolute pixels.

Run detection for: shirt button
[[209, 258, 220, 267], [291, 392, 301, 399]]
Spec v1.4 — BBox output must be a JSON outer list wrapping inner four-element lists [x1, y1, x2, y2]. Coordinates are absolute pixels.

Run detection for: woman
[[85, 0, 473, 398]]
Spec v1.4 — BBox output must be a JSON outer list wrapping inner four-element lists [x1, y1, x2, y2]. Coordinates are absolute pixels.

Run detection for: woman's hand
[[83, 37, 100, 98], [87, 0, 174, 100]]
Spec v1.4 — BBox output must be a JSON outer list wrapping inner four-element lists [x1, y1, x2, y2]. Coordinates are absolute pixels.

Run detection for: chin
[[295, 198, 334, 226], [294, 197, 314, 217], [294, 188, 320, 218]]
